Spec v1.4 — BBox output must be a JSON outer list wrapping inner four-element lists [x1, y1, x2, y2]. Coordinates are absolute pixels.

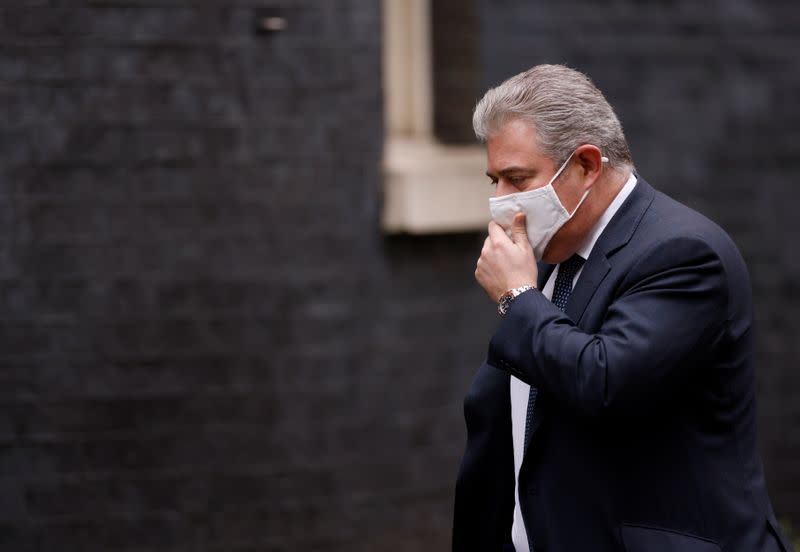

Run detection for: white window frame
[[381, 0, 490, 234]]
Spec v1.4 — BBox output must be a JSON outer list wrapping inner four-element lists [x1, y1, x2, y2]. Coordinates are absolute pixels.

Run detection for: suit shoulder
[[638, 190, 742, 261], [631, 187, 752, 326]]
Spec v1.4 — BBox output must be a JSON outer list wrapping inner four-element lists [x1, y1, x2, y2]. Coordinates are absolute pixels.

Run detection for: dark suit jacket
[[453, 178, 793, 552]]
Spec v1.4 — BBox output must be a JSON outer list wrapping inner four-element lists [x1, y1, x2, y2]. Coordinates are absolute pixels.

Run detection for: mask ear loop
[[552, 153, 609, 186], [566, 154, 609, 216], [548, 151, 576, 186]]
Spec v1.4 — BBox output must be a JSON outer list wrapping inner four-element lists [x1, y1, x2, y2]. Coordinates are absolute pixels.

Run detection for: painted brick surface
[[0, 2, 487, 550], [432, 0, 479, 143], [1, 1, 798, 551]]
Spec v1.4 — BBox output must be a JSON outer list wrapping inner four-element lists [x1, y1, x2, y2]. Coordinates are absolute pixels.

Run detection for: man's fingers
[[510, 213, 528, 245], [488, 221, 509, 244]]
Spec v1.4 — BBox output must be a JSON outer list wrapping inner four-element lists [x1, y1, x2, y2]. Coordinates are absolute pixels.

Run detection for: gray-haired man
[[453, 64, 792, 552]]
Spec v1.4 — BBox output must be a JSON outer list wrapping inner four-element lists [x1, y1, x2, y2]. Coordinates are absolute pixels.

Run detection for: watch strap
[[497, 285, 535, 316]]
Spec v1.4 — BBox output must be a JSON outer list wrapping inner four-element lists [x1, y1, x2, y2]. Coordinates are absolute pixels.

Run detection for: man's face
[[485, 118, 560, 198], [484, 118, 591, 262], [486, 118, 588, 214]]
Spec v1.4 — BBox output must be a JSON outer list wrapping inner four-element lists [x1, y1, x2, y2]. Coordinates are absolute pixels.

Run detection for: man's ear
[[574, 144, 604, 189]]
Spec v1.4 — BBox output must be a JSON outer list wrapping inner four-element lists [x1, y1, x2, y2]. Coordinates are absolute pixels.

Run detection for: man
[[452, 65, 793, 552]]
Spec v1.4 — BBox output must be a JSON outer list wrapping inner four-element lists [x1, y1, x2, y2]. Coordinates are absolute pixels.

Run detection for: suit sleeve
[[487, 235, 729, 417], [452, 363, 515, 551]]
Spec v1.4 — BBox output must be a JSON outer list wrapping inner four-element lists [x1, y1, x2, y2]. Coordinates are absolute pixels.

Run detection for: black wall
[[432, 0, 479, 143], [0, 1, 797, 551], [1, 1, 495, 550]]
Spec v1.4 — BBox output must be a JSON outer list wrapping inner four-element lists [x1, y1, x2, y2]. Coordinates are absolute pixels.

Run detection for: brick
[[0, 0, 797, 550], [0, 524, 37, 552]]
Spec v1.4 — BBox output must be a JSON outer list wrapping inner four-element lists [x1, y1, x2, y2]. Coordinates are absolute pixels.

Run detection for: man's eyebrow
[[486, 167, 537, 178]]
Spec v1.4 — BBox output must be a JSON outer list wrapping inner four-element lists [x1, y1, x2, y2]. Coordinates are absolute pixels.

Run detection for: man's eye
[[509, 176, 526, 186]]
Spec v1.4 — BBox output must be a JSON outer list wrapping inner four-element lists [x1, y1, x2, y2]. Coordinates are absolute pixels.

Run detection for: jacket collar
[[567, 176, 654, 323], [523, 177, 654, 459], [538, 176, 655, 324]]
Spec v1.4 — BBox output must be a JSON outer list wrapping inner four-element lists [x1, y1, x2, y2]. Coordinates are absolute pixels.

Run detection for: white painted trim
[[382, 137, 490, 234], [383, 0, 432, 137], [382, 0, 488, 233]]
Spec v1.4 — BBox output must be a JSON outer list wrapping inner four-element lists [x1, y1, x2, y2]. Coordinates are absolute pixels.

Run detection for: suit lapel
[[537, 261, 555, 290], [565, 256, 610, 324], [565, 177, 655, 325], [524, 178, 655, 459]]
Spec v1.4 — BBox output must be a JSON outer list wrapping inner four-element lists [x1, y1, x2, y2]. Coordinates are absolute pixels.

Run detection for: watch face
[[498, 294, 512, 316]]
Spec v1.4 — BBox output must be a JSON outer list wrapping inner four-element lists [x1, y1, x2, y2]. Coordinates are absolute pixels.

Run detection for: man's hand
[[475, 213, 539, 301]]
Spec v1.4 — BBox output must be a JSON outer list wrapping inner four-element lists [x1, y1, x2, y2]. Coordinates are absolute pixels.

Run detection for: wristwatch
[[497, 285, 535, 317]]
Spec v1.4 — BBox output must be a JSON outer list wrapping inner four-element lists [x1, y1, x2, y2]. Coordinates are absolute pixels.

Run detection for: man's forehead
[[486, 119, 551, 173]]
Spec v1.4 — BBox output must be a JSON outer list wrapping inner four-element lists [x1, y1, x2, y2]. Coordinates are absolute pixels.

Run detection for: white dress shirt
[[510, 171, 638, 552]]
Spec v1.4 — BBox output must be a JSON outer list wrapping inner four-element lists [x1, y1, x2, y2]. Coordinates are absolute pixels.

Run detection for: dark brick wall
[[477, 0, 800, 525], [432, 0, 479, 143], [2, 1, 798, 551], [0, 1, 493, 550]]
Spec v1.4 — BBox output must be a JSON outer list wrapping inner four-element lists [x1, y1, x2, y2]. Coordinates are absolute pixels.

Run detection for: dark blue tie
[[524, 254, 585, 451]]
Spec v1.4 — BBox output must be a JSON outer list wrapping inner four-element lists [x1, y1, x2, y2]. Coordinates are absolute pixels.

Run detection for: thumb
[[511, 212, 528, 245]]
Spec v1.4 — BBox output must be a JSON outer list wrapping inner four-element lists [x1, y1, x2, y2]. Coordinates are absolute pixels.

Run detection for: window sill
[[381, 136, 489, 234]]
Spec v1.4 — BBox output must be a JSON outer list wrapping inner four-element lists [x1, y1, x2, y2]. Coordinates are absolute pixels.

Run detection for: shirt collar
[[575, 171, 638, 260]]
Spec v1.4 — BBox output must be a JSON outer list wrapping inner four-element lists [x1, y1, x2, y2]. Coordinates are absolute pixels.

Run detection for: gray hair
[[473, 64, 633, 169]]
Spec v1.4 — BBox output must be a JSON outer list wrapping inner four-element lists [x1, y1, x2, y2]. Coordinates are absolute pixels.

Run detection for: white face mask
[[489, 152, 607, 259]]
